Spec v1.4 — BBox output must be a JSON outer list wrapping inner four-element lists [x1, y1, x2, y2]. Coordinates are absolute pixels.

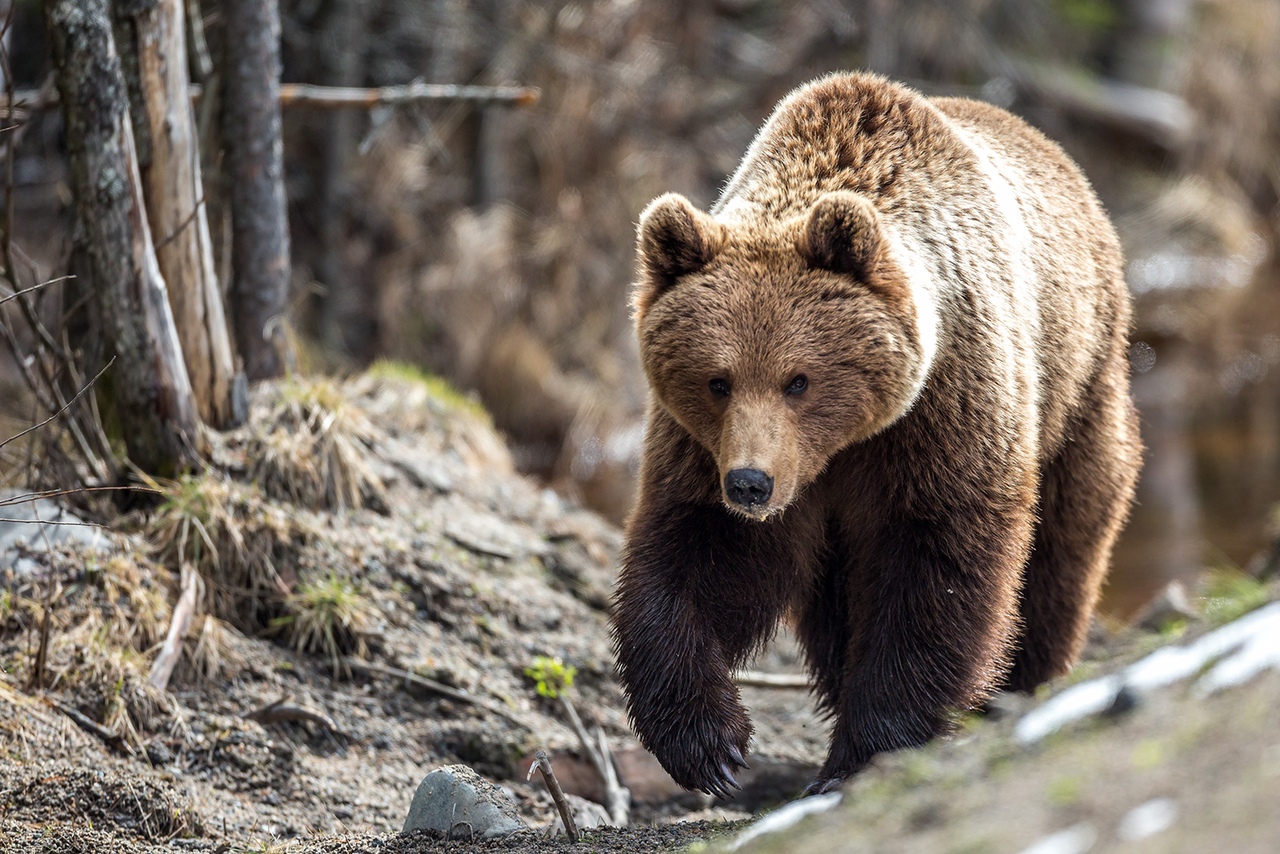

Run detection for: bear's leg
[[613, 499, 815, 797], [1006, 377, 1140, 692], [795, 547, 851, 715], [806, 508, 1030, 794]]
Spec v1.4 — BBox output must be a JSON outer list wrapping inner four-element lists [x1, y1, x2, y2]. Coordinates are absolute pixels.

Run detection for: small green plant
[[524, 655, 576, 699], [276, 572, 372, 674], [1200, 568, 1269, 625]]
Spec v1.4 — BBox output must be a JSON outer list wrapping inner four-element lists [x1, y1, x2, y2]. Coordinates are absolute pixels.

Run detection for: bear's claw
[[801, 775, 847, 798]]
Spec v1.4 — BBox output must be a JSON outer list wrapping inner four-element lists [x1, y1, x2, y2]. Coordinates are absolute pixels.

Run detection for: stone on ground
[[402, 764, 527, 839]]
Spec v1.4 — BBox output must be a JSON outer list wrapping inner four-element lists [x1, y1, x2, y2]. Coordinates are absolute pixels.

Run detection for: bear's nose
[[724, 468, 774, 509]]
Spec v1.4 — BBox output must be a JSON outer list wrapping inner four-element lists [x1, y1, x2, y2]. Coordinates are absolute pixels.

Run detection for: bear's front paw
[[646, 709, 752, 799]]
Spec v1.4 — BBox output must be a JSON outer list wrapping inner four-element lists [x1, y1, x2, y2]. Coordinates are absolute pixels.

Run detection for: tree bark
[[45, 0, 200, 477], [116, 0, 244, 428], [221, 0, 288, 380]]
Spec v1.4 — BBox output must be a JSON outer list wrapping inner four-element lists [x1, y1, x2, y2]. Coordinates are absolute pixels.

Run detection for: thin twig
[[341, 657, 530, 731], [0, 356, 114, 452], [527, 749, 578, 842], [152, 196, 206, 251], [733, 670, 810, 689], [0, 484, 158, 506], [0, 276, 68, 307], [27, 587, 57, 691]]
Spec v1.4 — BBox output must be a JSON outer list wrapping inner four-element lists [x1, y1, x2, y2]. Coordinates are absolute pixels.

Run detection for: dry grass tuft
[[146, 472, 304, 626], [94, 555, 172, 652], [180, 614, 246, 684], [58, 622, 170, 751], [250, 378, 387, 513], [275, 571, 373, 676]]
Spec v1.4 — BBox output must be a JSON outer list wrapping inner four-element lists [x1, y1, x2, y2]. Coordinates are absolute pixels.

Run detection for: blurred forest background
[[3, 0, 1280, 620]]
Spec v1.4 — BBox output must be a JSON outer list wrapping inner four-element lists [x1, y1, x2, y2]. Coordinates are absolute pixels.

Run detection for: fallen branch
[[46, 698, 134, 756], [733, 670, 810, 689], [244, 696, 341, 734], [341, 657, 530, 731], [527, 749, 578, 843], [147, 563, 199, 692], [3, 81, 541, 113], [558, 693, 629, 826]]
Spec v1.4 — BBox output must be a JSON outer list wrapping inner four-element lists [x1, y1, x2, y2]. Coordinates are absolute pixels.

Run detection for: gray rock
[[549, 793, 612, 837], [403, 764, 527, 840], [0, 491, 113, 574]]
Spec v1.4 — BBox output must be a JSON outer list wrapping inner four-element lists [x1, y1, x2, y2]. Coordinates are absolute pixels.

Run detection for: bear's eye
[[785, 374, 808, 395], [709, 378, 731, 398]]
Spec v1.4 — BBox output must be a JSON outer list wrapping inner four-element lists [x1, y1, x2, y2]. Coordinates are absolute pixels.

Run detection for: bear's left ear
[[798, 191, 882, 278], [634, 193, 726, 318]]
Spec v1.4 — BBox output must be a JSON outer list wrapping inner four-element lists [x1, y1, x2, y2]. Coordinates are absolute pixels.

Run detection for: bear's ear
[[798, 192, 882, 278], [634, 193, 725, 313]]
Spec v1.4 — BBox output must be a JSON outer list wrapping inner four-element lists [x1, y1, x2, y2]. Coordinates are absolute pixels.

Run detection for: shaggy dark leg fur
[[805, 510, 1029, 794], [1006, 374, 1140, 692], [795, 553, 851, 716], [612, 500, 817, 797]]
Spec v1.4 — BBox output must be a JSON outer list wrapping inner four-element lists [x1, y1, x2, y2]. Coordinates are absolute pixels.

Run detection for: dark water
[[1104, 259, 1280, 619]]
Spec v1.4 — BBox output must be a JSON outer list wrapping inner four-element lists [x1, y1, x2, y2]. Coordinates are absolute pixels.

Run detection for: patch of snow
[[1016, 602, 1280, 744], [1116, 798, 1178, 842], [1017, 823, 1097, 854], [727, 792, 842, 851]]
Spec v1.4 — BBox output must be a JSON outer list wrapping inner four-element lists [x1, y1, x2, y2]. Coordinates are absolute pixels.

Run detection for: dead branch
[[243, 696, 340, 733], [341, 657, 530, 731], [557, 693, 628, 826], [147, 563, 199, 692], [46, 697, 134, 756], [0, 357, 113, 453], [595, 725, 629, 827], [733, 670, 810, 689], [3, 81, 541, 113], [27, 587, 56, 691], [527, 749, 578, 843]]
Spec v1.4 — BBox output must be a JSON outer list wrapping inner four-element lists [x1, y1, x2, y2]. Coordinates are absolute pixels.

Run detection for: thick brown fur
[[610, 72, 1141, 797]]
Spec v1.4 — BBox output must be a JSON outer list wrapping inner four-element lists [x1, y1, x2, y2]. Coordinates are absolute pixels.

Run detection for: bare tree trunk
[[221, 0, 288, 380], [45, 0, 200, 477], [115, 0, 244, 428]]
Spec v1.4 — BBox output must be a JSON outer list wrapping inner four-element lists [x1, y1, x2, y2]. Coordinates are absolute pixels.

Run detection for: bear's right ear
[[634, 193, 725, 317], [798, 191, 882, 279]]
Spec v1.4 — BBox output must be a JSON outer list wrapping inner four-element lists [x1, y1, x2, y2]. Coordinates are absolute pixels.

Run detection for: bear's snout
[[724, 467, 774, 510]]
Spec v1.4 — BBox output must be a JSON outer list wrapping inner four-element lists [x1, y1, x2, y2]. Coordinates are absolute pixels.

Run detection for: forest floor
[[0, 367, 1277, 854]]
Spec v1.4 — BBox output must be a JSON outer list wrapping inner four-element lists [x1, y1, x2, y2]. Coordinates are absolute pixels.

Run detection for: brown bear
[[610, 72, 1141, 797]]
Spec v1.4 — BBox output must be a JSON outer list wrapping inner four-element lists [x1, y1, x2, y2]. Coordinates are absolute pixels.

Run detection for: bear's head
[[633, 191, 933, 520]]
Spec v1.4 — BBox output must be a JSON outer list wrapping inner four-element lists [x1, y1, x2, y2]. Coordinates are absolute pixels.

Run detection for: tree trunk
[[45, 0, 201, 477], [116, 0, 244, 428], [221, 0, 288, 380]]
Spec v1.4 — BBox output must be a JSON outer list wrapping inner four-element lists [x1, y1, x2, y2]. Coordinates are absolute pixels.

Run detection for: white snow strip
[[1016, 602, 1280, 744], [1016, 822, 1097, 854], [727, 792, 843, 851], [1013, 675, 1123, 745]]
